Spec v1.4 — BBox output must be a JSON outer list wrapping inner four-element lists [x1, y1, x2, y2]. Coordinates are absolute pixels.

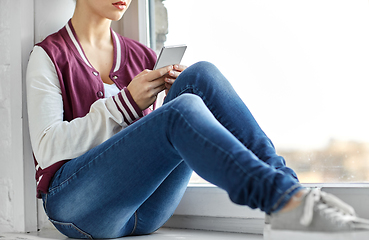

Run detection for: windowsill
[[7, 224, 369, 240], [1, 228, 262, 240]]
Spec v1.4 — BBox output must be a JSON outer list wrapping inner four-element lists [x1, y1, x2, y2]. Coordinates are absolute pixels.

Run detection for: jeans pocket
[[49, 219, 93, 239]]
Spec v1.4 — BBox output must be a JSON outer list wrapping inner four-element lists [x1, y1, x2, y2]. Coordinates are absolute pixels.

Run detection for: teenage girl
[[26, 0, 368, 238]]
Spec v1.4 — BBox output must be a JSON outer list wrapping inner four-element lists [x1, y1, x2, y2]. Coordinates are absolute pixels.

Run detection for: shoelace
[[300, 188, 356, 227]]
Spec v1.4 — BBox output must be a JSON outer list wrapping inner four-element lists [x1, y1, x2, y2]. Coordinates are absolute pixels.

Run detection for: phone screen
[[154, 45, 187, 70]]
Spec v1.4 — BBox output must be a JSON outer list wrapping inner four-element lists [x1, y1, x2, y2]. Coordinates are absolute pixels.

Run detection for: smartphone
[[153, 45, 187, 70]]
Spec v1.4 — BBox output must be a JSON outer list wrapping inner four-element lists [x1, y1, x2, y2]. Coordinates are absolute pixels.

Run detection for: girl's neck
[[71, 8, 112, 48]]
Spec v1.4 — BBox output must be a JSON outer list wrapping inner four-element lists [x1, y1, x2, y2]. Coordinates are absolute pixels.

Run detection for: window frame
[[141, 1, 369, 234]]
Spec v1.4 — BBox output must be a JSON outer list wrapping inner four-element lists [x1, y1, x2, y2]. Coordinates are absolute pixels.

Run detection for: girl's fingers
[[168, 70, 180, 79], [167, 64, 187, 79], [164, 77, 175, 84], [148, 65, 173, 81], [174, 64, 187, 72], [127, 66, 174, 110]]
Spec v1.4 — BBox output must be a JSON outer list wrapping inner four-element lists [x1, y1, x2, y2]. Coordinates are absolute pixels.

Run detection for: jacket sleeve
[[26, 46, 142, 169]]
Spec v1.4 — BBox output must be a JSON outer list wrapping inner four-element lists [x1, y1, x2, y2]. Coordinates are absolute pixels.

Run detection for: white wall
[[34, 1, 75, 43], [0, 0, 13, 231], [0, 0, 36, 233], [0, 0, 75, 233]]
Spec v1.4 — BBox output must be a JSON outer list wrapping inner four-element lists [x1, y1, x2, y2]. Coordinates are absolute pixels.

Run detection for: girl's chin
[[108, 12, 125, 21]]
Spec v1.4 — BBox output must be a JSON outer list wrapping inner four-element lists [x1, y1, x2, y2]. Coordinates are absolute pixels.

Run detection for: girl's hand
[[127, 65, 173, 110], [164, 64, 187, 95]]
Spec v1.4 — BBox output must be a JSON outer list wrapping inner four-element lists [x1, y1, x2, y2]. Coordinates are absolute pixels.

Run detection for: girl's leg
[[43, 100, 194, 238], [43, 92, 300, 239], [165, 61, 298, 180]]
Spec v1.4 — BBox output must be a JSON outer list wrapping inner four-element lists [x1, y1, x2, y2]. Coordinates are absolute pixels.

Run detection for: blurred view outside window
[[149, 0, 369, 184]]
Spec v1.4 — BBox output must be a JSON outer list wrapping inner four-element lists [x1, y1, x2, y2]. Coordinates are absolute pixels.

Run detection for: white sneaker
[[270, 188, 369, 232]]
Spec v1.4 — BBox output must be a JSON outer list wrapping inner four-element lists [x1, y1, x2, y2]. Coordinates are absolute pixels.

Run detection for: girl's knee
[[165, 94, 208, 120], [191, 61, 217, 70], [171, 94, 204, 108], [180, 61, 224, 88], [184, 61, 218, 76]]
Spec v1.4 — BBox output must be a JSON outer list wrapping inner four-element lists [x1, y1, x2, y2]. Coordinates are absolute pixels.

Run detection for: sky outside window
[[152, 0, 369, 183]]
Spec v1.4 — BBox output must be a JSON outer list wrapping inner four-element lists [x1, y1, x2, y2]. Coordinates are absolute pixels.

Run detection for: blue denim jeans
[[42, 61, 302, 239]]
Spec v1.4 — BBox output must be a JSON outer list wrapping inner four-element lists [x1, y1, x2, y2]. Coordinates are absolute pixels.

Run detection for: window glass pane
[[150, 0, 369, 183]]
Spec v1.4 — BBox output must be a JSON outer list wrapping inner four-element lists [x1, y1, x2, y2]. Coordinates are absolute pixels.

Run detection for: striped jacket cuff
[[113, 87, 144, 126]]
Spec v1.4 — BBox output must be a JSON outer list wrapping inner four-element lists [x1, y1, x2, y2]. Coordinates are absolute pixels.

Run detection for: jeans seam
[[129, 211, 138, 236], [43, 193, 49, 215], [49, 219, 93, 239], [175, 85, 206, 104]]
